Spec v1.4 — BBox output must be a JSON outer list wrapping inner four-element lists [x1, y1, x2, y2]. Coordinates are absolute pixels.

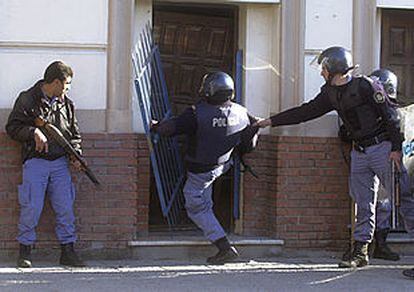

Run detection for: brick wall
[[0, 132, 149, 251], [242, 136, 351, 250], [1, 132, 350, 252]]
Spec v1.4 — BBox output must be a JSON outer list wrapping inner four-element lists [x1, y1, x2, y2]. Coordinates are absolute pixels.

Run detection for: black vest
[[186, 101, 250, 168], [324, 76, 386, 141]]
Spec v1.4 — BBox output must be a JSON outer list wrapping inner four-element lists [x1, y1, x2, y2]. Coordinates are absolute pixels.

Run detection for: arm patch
[[374, 91, 385, 104]]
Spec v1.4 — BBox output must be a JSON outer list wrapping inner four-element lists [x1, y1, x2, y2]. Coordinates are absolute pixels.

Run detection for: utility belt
[[353, 132, 389, 153]]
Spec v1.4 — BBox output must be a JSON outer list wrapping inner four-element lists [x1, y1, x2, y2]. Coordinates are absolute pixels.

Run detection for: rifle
[[34, 116, 101, 187], [391, 161, 400, 229]]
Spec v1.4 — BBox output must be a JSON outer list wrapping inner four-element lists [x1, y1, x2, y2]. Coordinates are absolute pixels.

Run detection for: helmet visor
[[309, 54, 324, 71]]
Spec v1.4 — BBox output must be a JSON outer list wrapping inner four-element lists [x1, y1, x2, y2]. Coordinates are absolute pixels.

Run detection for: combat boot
[[207, 237, 239, 265], [17, 244, 32, 268], [60, 243, 86, 267], [338, 241, 369, 268], [372, 229, 400, 261], [207, 246, 239, 265]]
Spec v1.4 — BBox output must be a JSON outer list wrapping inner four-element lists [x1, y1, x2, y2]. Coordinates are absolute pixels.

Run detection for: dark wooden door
[[381, 9, 414, 105], [154, 5, 236, 114], [150, 4, 237, 231]]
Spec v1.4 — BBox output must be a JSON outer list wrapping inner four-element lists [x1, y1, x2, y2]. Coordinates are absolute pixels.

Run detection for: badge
[[374, 91, 385, 103]]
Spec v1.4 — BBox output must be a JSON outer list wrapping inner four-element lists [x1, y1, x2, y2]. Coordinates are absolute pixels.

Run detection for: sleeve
[[361, 79, 402, 151], [5, 94, 37, 142], [69, 104, 83, 156], [154, 106, 197, 137], [238, 113, 260, 153], [270, 89, 334, 127]]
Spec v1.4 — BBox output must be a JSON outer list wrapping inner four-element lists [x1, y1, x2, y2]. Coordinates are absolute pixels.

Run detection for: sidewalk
[[0, 255, 413, 291]]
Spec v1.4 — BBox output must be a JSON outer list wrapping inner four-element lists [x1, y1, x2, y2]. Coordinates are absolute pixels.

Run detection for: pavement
[[0, 255, 414, 291]]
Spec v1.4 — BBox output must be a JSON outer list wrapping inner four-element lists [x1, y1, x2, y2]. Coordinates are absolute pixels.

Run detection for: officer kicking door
[[149, 3, 238, 231]]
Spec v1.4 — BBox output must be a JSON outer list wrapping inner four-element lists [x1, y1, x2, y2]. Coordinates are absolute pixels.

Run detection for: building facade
[[1, 0, 414, 253]]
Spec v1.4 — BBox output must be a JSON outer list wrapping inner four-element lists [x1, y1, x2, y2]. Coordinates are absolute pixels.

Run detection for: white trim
[[129, 239, 284, 247], [156, 0, 280, 4], [377, 0, 414, 9], [0, 41, 107, 51]]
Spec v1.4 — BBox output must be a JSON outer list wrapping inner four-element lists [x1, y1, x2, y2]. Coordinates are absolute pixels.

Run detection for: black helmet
[[369, 69, 398, 100], [199, 72, 234, 104], [317, 46, 354, 75]]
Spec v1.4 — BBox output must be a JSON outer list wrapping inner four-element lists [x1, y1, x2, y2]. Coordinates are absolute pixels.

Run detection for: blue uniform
[[156, 100, 254, 242], [18, 157, 77, 245], [269, 76, 402, 244]]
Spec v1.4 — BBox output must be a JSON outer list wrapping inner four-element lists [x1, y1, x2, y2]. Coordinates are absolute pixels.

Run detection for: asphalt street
[[0, 256, 413, 291]]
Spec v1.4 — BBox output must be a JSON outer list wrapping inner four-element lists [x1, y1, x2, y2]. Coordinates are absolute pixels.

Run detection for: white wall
[[0, 0, 108, 110], [377, 0, 414, 9], [132, 0, 153, 133], [303, 0, 353, 103], [242, 4, 279, 120]]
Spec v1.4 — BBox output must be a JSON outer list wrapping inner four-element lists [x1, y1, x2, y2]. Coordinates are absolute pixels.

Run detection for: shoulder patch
[[373, 91, 385, 104]]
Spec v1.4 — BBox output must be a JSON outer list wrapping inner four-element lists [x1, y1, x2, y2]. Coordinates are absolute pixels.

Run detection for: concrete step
[[128, 235, 284, 261], [386, 233, 414, 255]]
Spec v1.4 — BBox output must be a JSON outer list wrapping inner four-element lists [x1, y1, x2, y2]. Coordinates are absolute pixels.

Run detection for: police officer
[[368, 69, 414, 279], [6, 61, 85, 268], [256, 46, 402, 268], [152, 71, 258, 264], [369, 69, 414, 262]]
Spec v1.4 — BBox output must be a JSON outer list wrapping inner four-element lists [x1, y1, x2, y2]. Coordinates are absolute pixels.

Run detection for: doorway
[[149, 3, 238, 233]]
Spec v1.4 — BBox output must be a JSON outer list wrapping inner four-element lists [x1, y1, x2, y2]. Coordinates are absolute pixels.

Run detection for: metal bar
[[233, 49, 243, 219]]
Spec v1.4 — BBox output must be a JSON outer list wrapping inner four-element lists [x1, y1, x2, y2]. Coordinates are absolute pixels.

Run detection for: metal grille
[[132, 24, 185, 226]]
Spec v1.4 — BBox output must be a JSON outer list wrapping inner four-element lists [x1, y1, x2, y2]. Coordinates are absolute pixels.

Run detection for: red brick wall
[[0, 133, 149, 251], [242, 136, 351, 250], [1, 132, 350, 251]]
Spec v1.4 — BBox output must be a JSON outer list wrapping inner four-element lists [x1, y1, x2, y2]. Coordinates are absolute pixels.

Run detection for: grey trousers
[[183, 162, 231, 242], [350, 141, 393, 243]]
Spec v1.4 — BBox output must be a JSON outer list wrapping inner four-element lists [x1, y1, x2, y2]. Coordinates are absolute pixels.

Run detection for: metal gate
[[132, 24, 244, 228], [132, 24, 186, 226]]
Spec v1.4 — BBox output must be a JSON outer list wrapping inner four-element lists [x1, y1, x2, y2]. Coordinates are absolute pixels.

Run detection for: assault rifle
[[34, 116, 101, 187]]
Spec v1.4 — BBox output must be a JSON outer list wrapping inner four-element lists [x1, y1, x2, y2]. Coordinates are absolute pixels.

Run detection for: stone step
[[128, 236, 284, 261], [386, 233, 414, 255]]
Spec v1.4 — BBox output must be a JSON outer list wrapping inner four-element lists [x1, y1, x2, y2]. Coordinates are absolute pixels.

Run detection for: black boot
[[207, 237, 239, 265], [372, 229, 400, 261], [17, 244, 32, 268], [402, 268, 414, 279], [338, 241, 369, 268], [60, 243, 85, 267]]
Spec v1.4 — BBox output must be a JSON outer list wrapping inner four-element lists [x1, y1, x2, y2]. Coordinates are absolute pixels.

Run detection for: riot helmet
[[369, 69, 398, 101], [199, 72, 234, 104], [313, 46, 354, 76]]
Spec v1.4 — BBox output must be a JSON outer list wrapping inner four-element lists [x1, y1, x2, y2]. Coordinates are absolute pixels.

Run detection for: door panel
[[151, 4, 237, 231], [381, 10, 414, 104], [154, 7, 235, 114]]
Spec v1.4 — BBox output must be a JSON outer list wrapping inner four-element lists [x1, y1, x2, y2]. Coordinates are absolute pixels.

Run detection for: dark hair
[[43, 61, 73, 84]]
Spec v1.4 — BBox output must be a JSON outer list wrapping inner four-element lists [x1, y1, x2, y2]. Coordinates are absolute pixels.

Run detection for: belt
[[354, 133, 389, 151]]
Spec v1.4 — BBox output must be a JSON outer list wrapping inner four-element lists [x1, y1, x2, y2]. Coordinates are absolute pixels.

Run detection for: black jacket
[[270, 77, 402, 151], [6, 80, 82, 163]]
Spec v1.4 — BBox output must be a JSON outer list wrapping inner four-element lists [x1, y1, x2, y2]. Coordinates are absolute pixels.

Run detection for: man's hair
[[43, 61, 73, 83]]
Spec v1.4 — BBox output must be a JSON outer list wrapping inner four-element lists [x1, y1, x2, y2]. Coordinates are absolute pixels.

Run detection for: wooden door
[[381, 9, 414, 105], [154, 5, 236, 114], [150, 4, 237, 231]]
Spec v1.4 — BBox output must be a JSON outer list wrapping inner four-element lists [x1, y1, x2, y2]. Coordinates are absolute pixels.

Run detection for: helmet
[[369, 69, 398, 100], [199, 72, 234, 104], [317, 46, 354, 75]]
